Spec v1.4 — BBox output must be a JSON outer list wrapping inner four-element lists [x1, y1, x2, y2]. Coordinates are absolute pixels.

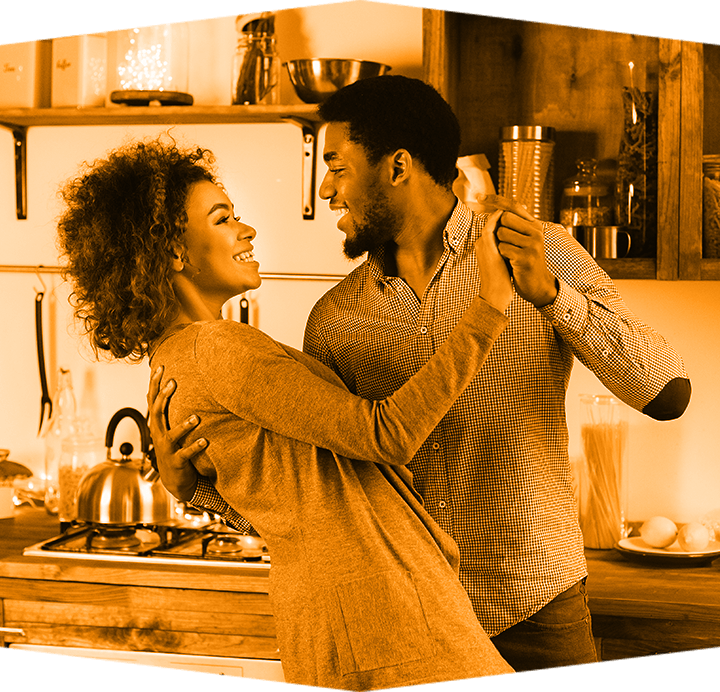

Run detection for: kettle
[[75, 407, 174, 525]]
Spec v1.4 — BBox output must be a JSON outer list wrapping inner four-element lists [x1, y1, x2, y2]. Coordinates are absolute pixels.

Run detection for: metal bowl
[[284, 59, 391, 103]]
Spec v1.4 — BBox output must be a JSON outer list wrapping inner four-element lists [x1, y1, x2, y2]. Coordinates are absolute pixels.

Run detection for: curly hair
[[317, 75, 460, 188], [56, 135, 217, 362]]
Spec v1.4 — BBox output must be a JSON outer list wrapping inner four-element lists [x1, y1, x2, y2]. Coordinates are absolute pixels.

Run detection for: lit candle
[[628, 61, 637, 125]]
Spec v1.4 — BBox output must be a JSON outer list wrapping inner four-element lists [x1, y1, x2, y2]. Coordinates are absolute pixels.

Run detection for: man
[[149, 75, 691, 671]]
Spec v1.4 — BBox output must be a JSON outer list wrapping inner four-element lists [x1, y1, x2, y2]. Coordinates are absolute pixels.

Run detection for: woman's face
[[181, 180, 261, 309]]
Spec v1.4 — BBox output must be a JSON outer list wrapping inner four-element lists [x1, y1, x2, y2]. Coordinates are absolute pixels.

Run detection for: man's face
[[319, 122, 402, 260]]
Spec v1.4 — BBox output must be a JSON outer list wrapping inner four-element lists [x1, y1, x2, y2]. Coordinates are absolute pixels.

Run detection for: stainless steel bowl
[[284, 59, 391, 103]]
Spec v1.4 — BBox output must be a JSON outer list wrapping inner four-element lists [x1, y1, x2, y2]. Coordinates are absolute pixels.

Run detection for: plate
[[615, 537, 720, 566]]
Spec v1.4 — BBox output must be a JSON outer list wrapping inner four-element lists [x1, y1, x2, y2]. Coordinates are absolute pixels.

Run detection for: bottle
[[232, 12, 280, 105], [559, 159, 613, 233], [42, 368, 77, 516]]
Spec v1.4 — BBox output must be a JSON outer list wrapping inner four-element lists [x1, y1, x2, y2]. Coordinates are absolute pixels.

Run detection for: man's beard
[[342, 186, 401, 260]]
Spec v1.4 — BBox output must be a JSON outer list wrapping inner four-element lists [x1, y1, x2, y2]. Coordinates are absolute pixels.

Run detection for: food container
[[58, 434, 103, 523], [0, 449, 32, 519], [51, 34, 107, 107], [498, 125, 555, 221], [578, 394, 629, 549], [703, 154, 720, 258], [0, 40, 51, 108], [559, 159, 613, 232]]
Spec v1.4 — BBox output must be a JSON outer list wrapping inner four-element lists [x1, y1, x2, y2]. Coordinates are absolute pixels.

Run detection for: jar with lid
[[559, 159, 613, 233], [498, 125, 555, 221], [703, 154, 720, 258]]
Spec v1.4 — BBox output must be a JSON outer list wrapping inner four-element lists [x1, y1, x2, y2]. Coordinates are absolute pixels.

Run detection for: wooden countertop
[[3, 506, 720, 617], [0, 506, 270, 593]]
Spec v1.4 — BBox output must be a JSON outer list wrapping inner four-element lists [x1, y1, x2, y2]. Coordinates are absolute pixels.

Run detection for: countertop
[[2, 506, 720, 661]]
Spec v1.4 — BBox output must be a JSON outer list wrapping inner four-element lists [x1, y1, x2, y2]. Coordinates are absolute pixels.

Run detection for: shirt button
[[551, 319, 560, 327], [438, 500, 447, 509], [562, 313, 571, 322], [602, 349, 610, 357], [432, 442, 441, 451], [420, 326, 428, 335]]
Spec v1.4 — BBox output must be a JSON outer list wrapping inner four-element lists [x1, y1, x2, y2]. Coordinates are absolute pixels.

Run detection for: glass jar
[[578, 394, 629, 549], [559, 159, 613, 233], [703, 154, 720, 258], [615, 86, 658, 257], [58, 434, 103, 526], [110, 23, 191, 105], [232, 13, 279, 105]]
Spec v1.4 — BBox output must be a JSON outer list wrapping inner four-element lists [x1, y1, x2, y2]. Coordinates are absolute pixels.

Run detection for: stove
[[23, 519, 271, 569]]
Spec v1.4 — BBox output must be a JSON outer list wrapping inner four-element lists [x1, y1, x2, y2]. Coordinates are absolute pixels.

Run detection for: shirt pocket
[[329, 569, 436, 675]]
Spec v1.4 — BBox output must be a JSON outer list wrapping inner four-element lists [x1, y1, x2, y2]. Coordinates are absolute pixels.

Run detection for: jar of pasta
[[703, 154, 720, 258]]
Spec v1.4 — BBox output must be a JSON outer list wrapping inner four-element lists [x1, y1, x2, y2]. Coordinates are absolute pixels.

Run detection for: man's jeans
[[490, 578, 599, 671]]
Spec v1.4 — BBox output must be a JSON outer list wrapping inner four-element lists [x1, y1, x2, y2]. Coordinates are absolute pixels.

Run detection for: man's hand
[[147, 365, 205, 503], [477, 194, 559, 308]]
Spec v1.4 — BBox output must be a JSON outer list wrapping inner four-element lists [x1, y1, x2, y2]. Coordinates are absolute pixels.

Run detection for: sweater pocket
[[329, 569, 436, 675]]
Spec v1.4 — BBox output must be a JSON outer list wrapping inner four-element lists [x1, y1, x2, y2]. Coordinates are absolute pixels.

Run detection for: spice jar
[[559, 159, 613, 233], [578, 394, 629, 549], [703, 154, 720, 258]]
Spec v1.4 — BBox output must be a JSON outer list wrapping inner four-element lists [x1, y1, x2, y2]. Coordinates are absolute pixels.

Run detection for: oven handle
[[0, 627, 26, 636]]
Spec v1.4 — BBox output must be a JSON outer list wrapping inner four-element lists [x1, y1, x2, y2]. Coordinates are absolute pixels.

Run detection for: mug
[[574, 225, 632, 259]]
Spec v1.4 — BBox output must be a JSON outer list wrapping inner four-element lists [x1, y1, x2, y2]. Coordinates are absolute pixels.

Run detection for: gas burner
[[206, 535, 246, 555], [202, 533, 266, 560], [88, 527, 143, 550]]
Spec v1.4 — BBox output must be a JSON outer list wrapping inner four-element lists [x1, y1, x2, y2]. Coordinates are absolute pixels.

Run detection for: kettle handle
[[105, 407, 152, 459]]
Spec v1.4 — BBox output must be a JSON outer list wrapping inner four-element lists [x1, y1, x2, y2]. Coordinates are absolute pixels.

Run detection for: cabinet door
[[680, 41, 720, 279], [422, 10, 682, 281]]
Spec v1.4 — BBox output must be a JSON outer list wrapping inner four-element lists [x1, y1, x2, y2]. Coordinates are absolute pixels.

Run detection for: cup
[[575, 225, 631, 258]]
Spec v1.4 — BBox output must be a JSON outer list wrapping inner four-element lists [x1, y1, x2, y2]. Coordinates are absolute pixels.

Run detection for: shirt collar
[[366, 200, 475, 282]]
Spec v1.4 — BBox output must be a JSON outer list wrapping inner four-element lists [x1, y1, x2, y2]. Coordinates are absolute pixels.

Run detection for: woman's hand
[[476, 209, 514, 312], [147, 365, 205, 503]]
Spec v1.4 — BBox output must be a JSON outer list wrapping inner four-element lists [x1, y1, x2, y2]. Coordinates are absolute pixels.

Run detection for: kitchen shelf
[[421, 11, 713, 281], [0, 104, 323, 220]]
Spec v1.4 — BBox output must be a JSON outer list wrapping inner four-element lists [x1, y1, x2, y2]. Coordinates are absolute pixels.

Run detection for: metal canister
[[498, 125, 555, 221]]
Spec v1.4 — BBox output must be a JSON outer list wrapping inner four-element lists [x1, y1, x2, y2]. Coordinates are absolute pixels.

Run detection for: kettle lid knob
[[119, 442, 133, 459]]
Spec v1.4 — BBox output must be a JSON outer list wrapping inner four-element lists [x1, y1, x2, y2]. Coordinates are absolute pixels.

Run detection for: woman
[[57, 136, 514, 689]]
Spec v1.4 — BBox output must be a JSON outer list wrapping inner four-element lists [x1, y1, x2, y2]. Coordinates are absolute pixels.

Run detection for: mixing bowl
[[284, 59, 391, 103]]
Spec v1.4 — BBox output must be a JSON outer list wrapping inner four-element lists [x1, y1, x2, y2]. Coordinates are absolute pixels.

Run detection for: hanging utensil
[[240, 295, 250, 324], [34, 281, 52, 434]]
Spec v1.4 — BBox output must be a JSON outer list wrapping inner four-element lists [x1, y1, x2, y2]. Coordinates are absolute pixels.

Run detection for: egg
[[677, 522, 711, 552], [640, 516, 678, 548]]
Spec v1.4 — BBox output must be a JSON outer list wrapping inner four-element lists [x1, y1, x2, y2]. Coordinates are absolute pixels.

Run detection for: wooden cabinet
[[422, 10, 719, 281], [585, 549, 720, 661]]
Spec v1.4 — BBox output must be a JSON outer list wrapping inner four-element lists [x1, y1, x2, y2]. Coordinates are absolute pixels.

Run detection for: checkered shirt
[[303, 201, 689, 636]]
